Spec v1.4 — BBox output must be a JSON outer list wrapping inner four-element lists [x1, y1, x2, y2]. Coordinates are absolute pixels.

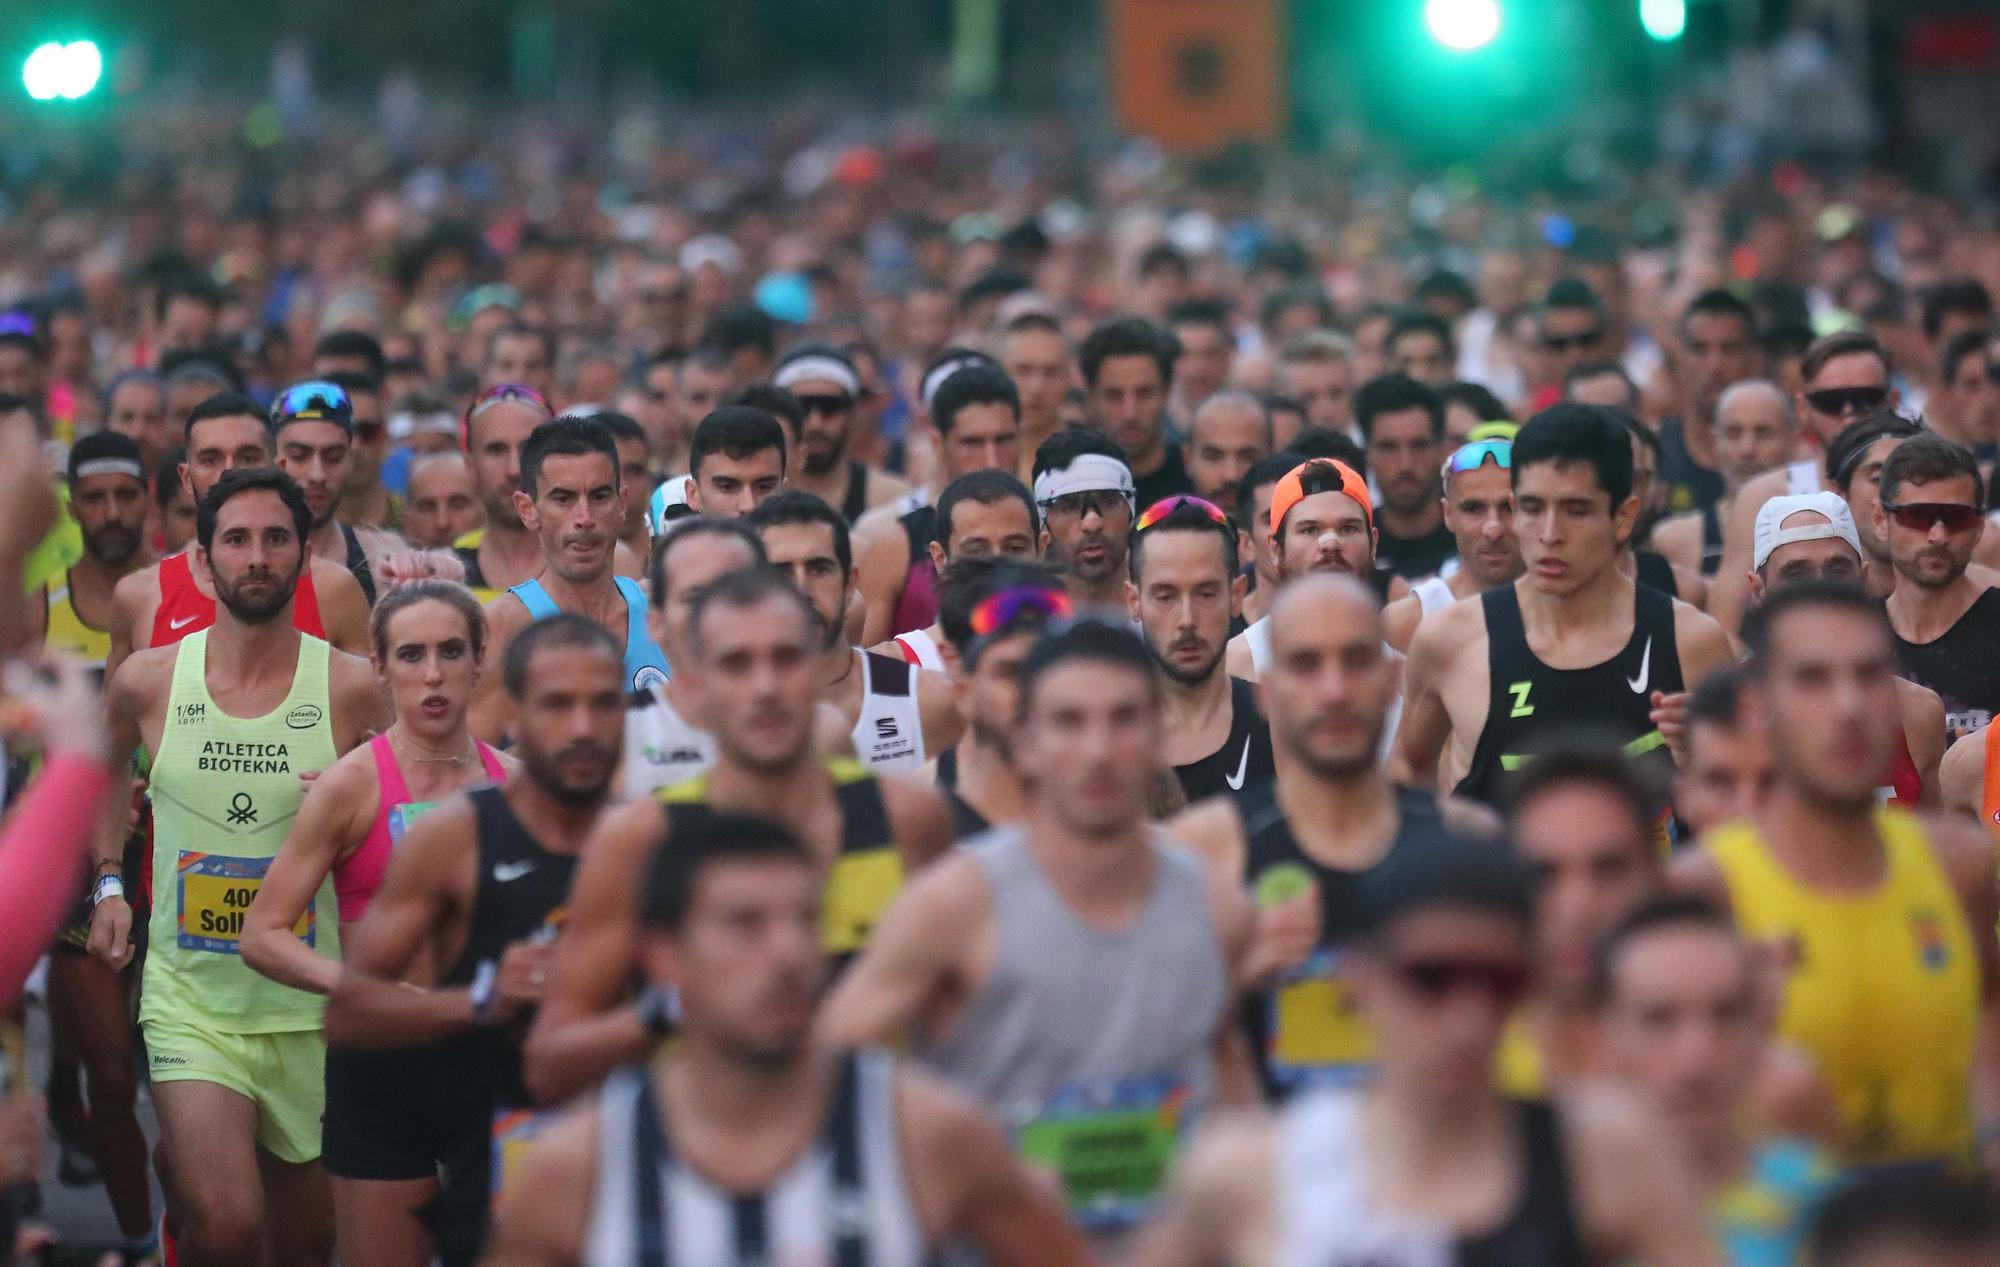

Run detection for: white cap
[[1753, 491, 1862, 571]]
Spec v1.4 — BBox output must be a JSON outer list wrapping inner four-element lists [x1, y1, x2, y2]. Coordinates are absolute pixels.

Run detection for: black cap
[[1356, 827, 1535, 938]]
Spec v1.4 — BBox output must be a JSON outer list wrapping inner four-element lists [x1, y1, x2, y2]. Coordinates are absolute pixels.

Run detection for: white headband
[[1034, 453, 1135, 505], [921, 356, 983, 412], [774, 355, 859, 397], [74, 458, 145, 482]]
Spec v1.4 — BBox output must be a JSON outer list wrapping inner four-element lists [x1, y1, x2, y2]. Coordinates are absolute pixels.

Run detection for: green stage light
[[1425, 0, 1501, 52], [1640, 0, 1686, 41], [23, 40, 103, 101]]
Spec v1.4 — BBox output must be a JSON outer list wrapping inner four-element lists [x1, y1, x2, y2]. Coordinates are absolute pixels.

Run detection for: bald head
[[1268, 572, 1382, 645], [405, 449, 482, 549], [1715, 379, 1796, 488], [1261, 574, 1394, 779], [1187, 390, 1274, 516]]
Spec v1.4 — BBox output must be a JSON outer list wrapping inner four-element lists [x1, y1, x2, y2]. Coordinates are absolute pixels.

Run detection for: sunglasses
[[1883, 501, 1983, 534], [1039, 488, 1131, 521], [1388, 955, 1532, 1008], [1804, 386, 1889, 417], [968, 585, 1073, 640], [1540, 329, 1601, 353], [1134, 494, 1230, 535], [795, 392, 854, 417], [1443, 439, 1511, 479], [273, 380, 351, 423]]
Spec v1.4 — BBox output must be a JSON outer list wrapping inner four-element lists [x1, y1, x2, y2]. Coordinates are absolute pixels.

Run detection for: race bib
[[1267, 948, 1376, 1091], [176, 852, 310, 953], [1014, 1075, 1191, 1233], [491, 1108, 557, 1205], [822, 847, 902, 954], [388, 799, 444, 847]]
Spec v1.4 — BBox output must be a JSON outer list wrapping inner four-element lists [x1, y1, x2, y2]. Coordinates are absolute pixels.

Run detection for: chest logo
[[1225, 737, 1254, 790], [1507, 680, 1535, 718], [1912, 910, 1950, 971], [1627, 637, 1653, 695], [285, 704, 323, 730], [168, 614, 197, 631], [226, 792, 257, 825], [493, 859, 537, 883]]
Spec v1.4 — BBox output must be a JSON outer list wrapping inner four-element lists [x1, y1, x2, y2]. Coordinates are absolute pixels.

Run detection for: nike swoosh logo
[[492, 860, 536, 882], [1225, 736, 1253, 790], [1627, 636, 1652, 695], [168, 615, 197, 630]]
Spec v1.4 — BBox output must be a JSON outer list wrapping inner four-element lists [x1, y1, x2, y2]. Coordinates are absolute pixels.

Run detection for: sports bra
[[335, 732, 506, 923]]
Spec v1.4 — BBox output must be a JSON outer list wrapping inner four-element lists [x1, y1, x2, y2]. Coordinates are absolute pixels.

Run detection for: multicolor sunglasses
[[969, 585, 1074, 639], [1134, 494, 1230, 535], [1443, 438, 1512, 479], [461, 382, 553, 445], [273, 380, 351, 424]]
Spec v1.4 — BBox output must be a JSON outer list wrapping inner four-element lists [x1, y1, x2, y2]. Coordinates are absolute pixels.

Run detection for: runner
[[1233, 450, 1311, 629], [1675, 665, 1777, 838], [1805, 1171, 2000, 1266], [240, 579, 512, 1267], [1175, 574, 1481, 1099], [1183, 390, 1273, 519], [1356, 374, 1454, 581], [1225, 456, 1411, 680], [1621, 412, 1710, 607], [998, 313, 1073, 479], [592, 411, 654, 571], [107, 392, 371, 673], [271, 379, 399, 606], [452, 384, 557, 601], [1824, 413, 1926, 599], [1141, 830, 1720, 1267], [820, 617, 1252, 1244], [524, 566, 953, 1104], [1383, 437, 1525, 652], [1082, 316, 1191, 508], [1874, 434, 2000, 742], [771, 343, 908, 521], [854, 361, 1021, 644], [404, 451, 482, 551], [620, 517, 765, 799], [1652, 380, 1797, 578], [89, 467, 388, 1267], [1746, 492, 1943, 807], [1675, 580, 2000, 1168], [1032, 427, 1139, 617], [323, 615, 625, 1267], [325, 370, 398, 532], [471, 416, 669, 741], [676, 404, 787, 520], [1128, 495, 1274, 804], [483, 812, 1091, 1267], [36, 432, 156, 670], [1654, 289, 1762, 521], [1595, 895, 1840, 1264], [1398, 404, 1734, 811], [866, 469, 1039, 673]]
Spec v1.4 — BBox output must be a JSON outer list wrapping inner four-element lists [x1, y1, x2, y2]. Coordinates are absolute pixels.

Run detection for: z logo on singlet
[[1507, 681, 1534, 718]]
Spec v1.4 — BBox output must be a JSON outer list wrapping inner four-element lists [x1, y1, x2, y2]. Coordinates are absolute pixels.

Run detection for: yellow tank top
[[656, 757, 902, 955], [141, 630, 340, 1033], [1710, 808, 1977, 1166], [43, 574, 110, 671]]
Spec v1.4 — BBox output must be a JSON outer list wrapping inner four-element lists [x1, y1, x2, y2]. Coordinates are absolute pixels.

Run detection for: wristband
[[468, 959, 500, 1025], [90, 874, 124, 908]]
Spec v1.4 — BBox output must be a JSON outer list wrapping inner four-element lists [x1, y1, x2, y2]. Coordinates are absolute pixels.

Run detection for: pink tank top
[[334, 732, 507, 922]]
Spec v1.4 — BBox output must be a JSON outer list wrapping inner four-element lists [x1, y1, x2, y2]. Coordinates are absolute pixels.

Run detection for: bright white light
[[23, 41, 102, 102], [1426, 0, 1501, 52]]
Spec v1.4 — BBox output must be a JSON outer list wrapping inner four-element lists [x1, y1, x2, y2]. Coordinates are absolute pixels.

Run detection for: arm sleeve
[[0, 753, 114, 1011]]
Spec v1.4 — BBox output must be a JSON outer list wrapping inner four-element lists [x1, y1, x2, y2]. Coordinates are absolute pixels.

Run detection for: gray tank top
[[917, 826, 1228, 1234]]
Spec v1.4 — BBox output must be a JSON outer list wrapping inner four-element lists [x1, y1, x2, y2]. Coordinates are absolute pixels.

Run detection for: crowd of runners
[[0, 113, 1998, 1267]]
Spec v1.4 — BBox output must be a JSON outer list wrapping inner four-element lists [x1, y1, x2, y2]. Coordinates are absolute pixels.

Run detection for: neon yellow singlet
[[141, 630, 340, 1033], [1710, 807, 1978, 1166], [43, 573, 110, 671]]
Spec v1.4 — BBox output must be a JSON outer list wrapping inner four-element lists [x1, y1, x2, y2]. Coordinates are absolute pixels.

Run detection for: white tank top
[[622, 686, 716, 799], [1277, 1090, 1452, 1267], [851, 651, 927, 776], [582, 1051, 926, 1267], [890, 627, 948, 673], [1413, 576, 1456, 616], [1785, 458, 1819, 496]]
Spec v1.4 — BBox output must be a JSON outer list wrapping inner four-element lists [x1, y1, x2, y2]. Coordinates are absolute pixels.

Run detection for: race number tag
[[176, 853, 310, 953], [388, 799, 444, 848], [491, 1109, 557, 1204], [1267, 947, 1376, 1090], [1014, 1075, 1191, 1233], [821, 847, 903, 954]]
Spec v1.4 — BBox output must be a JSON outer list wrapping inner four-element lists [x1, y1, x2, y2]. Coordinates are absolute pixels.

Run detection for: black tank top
[[1459, 1100, 1588, 1267], [1634, 549, 1678, 600], [1655, 415, 1725, 516], [1455, 582, 1682, 808], [454, 543, 487, 592], [1172, 678, 1277, 807], [1698, 498, 1724, 575], [1892, 587, 2000, 742], [1375, 520, 1459, 581], [1236, 782, 1444, 1100], [341, 522, 377, 606], [840, 462, 871, 524]]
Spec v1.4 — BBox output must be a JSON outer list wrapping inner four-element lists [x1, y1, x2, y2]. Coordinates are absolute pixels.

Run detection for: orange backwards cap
[[1268, 458, 1372, 543]]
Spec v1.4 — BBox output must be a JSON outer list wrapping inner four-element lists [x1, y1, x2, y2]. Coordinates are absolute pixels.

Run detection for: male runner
[[1032, 427, 1139, 616], [89, 468, 387, 1267], [1142, 832, 1719, 1267], [1652, 380, 1796, 578], [676, 404, 787, 520], [326, 370, 397, 531], [1356, 374, 1454, 580], [1175, 575, 1482, 1098], [107, 392, 372, 673], [749, 491, 960, 774], [592, 411, 654, 568], [1383, 437, 1525, 651], [36, 432, 156, 669], [1129, 495, 1274, 804], [1807, 1171, 2000, 1267], [620, 517, 765, 799], [1675, 665, 1776, 838], [998, 312, 1073, 476], [854, 361, 1021, 644], [1675, 580, 2000, 1168], [271, 379, 399, 605], [771, 343, 908, 520], [325, 615, 626, 1267], [1874, 434, 2000, 742], [1712, 330, 1900, 630], [1232, 450, 1310, 629], [471, 416, 668, 741], [1654, 289, 1762, 520], [866, 469, 1039, 673], [524, 567, 953, 1105], [1184, 390, 1273, 519], [1082, 316, 1191, 508], [404, 450, 483, 551], [104, 370, 170, 471], [821, 619, 1251, 1242], [454, 383, 558, 599], [1398, 404, 1734, 808], [484, 813, 1091, 1267], [1596, 896, 1840, 1265]]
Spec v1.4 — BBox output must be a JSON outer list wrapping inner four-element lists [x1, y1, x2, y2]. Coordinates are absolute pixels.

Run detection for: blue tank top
[[508, 576, 669, 691]]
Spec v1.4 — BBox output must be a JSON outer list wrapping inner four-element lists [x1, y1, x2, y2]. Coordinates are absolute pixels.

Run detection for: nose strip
[[1319, 531, 1339, 550]]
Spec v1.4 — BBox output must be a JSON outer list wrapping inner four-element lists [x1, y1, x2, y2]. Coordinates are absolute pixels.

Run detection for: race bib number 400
[[1014, 1075, 1191, 1233], [176, 853, 310, 953]]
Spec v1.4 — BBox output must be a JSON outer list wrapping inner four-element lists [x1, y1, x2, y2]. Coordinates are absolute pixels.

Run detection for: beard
[[800, 435, 846, 477], [213, 560, 303, 624], [1150, 634, 1224, 686], [519, 737, 617, 804], [484, 485, 524, 530], [970, 715, 1014, 763], [84, 524, 142, 567]]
